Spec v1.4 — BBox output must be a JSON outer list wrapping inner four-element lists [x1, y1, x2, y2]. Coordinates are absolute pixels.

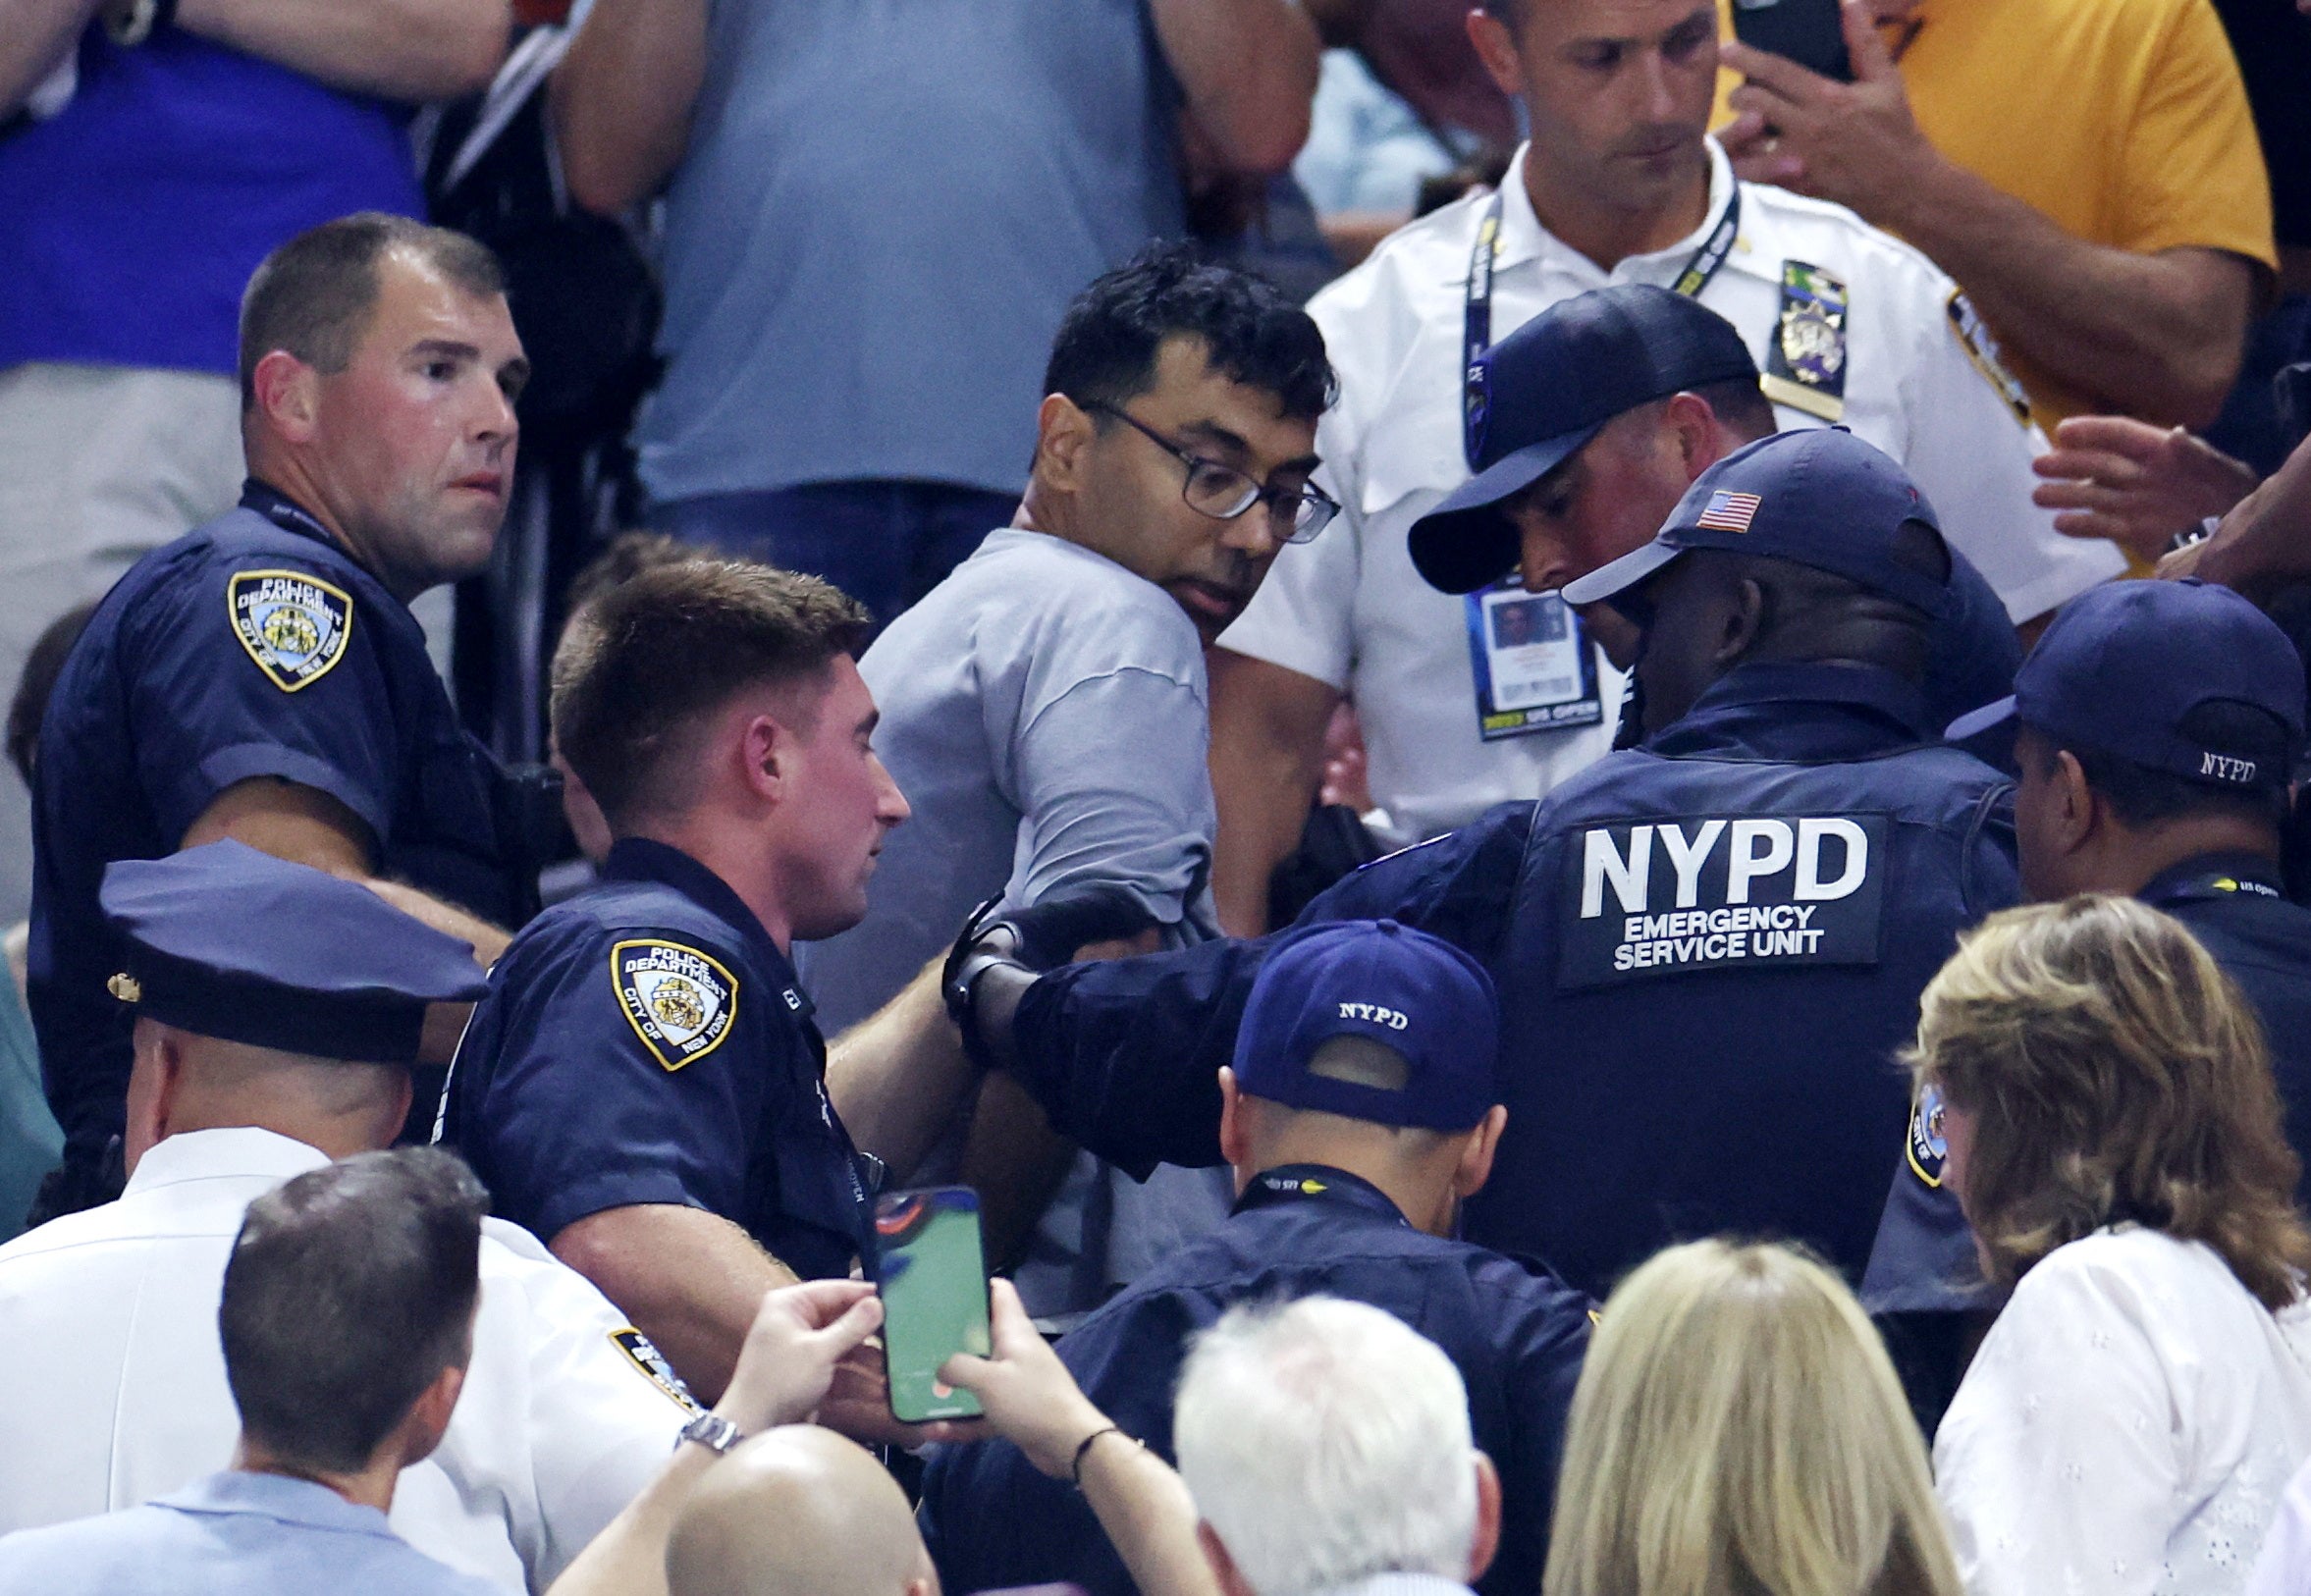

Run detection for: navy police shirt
[[1863, 849, 2311, 1313], [1003, 662, 2018, 1298], [918, 1165, 1591, 1596], [29, 482, 523, 1196], [441, 837, 873, 1279]]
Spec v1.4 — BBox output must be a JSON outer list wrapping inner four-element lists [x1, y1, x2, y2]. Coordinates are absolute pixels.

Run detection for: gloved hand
[[941, 884, 1160, 1073]]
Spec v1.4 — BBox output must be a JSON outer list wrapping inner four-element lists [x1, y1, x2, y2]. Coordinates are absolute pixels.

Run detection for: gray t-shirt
[[801, 528, 1217, 1030], [636, 0, 1187, 504]]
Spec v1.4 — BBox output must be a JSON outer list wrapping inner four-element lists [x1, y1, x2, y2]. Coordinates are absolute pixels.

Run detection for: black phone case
[[1729, 0, 1854, 82]]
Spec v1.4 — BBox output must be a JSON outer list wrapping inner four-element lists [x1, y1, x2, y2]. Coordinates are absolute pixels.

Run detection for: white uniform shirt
[[1220, 140, 2125, 841], [1936, 1227, 2311, 1596], [0, 1128, 692, 1591]]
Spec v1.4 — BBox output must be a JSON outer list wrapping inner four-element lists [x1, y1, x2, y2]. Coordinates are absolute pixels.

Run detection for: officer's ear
[[1661, 392, 1726, 484], [1714, 576, 1768, 666], [2046, 747, 2099, 853], [1216, 1067, 1252, 1172], [1453, 1104, 1509, 1199], [250, 349, 321, 444], [1033, 394, 1100, 495], [1465, 7, 1525, 100]]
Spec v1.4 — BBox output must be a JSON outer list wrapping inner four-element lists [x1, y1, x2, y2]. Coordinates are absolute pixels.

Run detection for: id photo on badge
[[1483, 589, 1580, 711]]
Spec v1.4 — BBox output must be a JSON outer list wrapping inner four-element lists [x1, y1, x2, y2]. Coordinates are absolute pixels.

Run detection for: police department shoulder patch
[[1906, 1082, 1948, 1189], [228, 568, 353, 692], [612, 938, 738, 1072], [609, 1327, 705, 1414], [1944, 292, 2033, 427]]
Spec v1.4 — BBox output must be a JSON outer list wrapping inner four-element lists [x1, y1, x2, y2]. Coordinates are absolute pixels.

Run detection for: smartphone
[[1729, 0, 1852, 82], [873, 1187, 992, 1423]]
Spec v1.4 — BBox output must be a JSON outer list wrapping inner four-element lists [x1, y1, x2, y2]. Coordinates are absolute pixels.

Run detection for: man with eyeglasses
[[802, 245, 1333, 1322]]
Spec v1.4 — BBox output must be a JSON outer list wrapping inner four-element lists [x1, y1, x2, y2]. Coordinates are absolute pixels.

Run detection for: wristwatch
[[677, 1411, 744, 1456]]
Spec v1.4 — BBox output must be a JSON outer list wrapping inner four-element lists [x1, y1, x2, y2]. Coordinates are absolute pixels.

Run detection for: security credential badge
[[1556, 811, 1889, 988], [1465, 581, 1604, 742], [613, 938, 738, 1071], [229, 569, 352, 692], [1760, 261, 1848, 423]]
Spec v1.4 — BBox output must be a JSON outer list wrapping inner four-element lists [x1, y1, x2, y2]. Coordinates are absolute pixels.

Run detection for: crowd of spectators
[[3, 0, 2311, 1593]]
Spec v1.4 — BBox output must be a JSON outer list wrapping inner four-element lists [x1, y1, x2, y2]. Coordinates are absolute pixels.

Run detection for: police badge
[[228, 568, 353, 692], [1906, 1082, 1948, 1188], [1761, 261, 1849, 423], [613, 938, 738, 1071]]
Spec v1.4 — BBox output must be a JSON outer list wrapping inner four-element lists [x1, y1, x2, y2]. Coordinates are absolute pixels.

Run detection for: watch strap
[[678, 1411, 744, 1456]]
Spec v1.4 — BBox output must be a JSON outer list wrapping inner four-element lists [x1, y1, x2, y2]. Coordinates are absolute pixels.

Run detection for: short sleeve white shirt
[[1935, 1227, 2311, 1596], [1221, 140, 2124, 840], [0, 1128, 691, 1591]]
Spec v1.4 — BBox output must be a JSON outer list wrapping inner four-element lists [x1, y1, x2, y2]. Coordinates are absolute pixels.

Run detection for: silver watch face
[[681, 1412, 740, 1454]]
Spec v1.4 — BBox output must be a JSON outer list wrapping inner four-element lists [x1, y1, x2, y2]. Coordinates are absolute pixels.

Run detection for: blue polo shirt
[[443, 837, 875, 1280], [0, 27, 423, 376]]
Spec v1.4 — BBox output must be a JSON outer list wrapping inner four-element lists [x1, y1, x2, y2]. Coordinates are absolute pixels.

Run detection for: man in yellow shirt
[[1714, 0, 2276, 431]]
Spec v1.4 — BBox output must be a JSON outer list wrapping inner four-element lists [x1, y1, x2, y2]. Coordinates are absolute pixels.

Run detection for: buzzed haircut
[[1692, 375, 1779, 444], [2037, 702, 2295, 832], [239, 212, 506, 409], [219, 1146, 487, 1475], [552, 559, 874, 829], [1045, 242, 1337, 427]]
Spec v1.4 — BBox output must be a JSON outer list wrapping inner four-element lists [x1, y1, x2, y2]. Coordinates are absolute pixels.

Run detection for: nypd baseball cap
[[1409, 285, 1762, 596], [1944, 578, 2305, 790], [1562, 428, 1949, 619], [1232, 919, 1498, 1131], [100, 839, 489, 1063]]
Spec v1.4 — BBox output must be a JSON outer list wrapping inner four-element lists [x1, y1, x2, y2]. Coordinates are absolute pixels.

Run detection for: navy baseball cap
[[1232, 919, 1498, 1131], [1562, 428, 1949, 618], [1409, 285, 1760, 596], [100, 839, 490, 1063], [1945, 578, 2306, 789]]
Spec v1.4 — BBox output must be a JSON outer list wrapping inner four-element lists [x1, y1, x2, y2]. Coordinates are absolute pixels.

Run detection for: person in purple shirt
[[0, 0, 509, 932]]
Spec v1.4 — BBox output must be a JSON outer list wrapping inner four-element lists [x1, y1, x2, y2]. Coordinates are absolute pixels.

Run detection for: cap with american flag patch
[[1561, 429, 1949, 619], [1693, 490, 1762, 533]]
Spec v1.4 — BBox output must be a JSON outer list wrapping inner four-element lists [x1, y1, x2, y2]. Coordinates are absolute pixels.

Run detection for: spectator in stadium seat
[[0, 0, 509, 939], [1717, 0, 2274, 431], [1922, 896, 2311, 1595], [1171, 1297, 1504, 1596], [0, 1148, 503, 1596], [0, 842, 695, 1590], [551, 0, 1318, 625], [1540, 1239, 1962, 1596]]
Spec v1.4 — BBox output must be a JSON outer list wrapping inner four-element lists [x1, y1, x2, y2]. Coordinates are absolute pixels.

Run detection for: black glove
[[941, 884, 1161, 1073]]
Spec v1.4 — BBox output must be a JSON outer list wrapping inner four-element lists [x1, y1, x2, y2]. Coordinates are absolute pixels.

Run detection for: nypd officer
[[1405, 284, 2022, 734], [1864, 578, 2311, 1315], [0, 841, 696, 1591], [1205, 0, 2123, 935], [947, 429, 2018, 1299], [442, 559, 912, 1419], [922, 918, 1588, 1596], [29, 214, 541, 1221]]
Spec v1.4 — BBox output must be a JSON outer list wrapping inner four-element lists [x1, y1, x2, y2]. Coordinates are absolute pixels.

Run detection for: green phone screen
[[874, 1187, 992, 1422]]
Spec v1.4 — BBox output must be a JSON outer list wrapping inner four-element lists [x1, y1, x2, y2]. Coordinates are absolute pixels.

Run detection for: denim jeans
[[652, 479, 1019, 625]]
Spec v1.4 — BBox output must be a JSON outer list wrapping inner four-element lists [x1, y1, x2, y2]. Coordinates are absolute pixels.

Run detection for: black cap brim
[[1408, 424, 1605, 594]]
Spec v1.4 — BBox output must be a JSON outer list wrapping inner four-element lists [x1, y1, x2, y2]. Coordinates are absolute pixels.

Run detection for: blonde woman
[[1918, 895, 2311, 1596], [1543, 1239, 1961, 1596]]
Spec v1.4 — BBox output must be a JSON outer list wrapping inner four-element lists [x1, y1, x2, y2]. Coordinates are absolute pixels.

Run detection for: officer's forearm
[[551, 1204, 798, 1406], [0, 0, 96, 118], [1209, 651, 1340, 937], [551, 0, 708, 214], [1877, 156, 2256, 429], [175, 0, 508, 101], [825, 960, 982, 1182]]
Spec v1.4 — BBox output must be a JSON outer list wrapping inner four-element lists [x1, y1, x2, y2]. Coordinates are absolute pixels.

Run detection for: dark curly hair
[[1043, 242, 1335, 425]]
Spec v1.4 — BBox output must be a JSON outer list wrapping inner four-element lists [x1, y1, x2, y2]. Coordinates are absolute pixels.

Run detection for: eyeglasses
[[1086, 401, 1339, 543]]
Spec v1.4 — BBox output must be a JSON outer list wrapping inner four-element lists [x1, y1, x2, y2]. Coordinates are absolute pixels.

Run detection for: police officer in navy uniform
[[921, 918, 1589, 1596], [28, 215, 539, 1222], [1403, 284, 2022, 738], [947, 429, 2018, 1300], [1864, 577, 2311, 1318], [441, 559, 913, 1422]]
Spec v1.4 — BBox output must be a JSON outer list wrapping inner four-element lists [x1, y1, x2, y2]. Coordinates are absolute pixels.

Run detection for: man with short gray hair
[[1176, 1297, 1500, 1596]]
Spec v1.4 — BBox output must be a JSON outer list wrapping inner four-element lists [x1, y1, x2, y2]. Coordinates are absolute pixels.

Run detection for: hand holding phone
[[872, 1187, 993, 1423], [1729, 0, 1853, 82]]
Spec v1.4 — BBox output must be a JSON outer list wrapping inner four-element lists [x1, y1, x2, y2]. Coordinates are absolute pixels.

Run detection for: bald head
[[124, 1018, 412, 1171], [666, 1427, 937, 1596]]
